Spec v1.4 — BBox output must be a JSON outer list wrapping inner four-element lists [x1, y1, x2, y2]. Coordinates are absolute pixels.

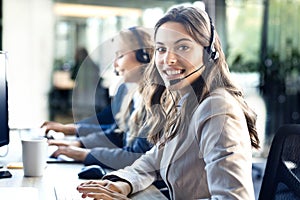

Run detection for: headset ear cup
[[136, 49, 150, 63], [204, 17, 219, 63], [129, 26, 151, 63]]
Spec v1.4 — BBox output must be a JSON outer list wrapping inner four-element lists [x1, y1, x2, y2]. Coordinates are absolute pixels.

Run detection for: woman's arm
[[79, 126, 124, 149], [76, 146, 161, 198], [197, 90, 255, 199], [83, 144, 149, 169], [102, 145, 162, 194]]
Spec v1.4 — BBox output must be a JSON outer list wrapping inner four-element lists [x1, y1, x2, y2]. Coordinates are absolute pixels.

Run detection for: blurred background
[[1, 0, 300, 157]]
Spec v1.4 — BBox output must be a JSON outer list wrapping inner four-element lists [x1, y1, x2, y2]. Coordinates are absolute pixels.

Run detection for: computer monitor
[[0, 51, 9, 148]]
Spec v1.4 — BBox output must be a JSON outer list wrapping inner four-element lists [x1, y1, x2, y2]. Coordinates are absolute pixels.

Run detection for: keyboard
[[54, 184, 86, 200]]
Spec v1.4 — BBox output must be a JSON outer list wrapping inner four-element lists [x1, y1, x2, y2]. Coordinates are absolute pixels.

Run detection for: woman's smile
[[163, 68, 186, 79]]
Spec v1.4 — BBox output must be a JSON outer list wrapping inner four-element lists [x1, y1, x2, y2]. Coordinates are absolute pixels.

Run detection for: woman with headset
[[77, 5, 260, 200], [47, 27, 156, 170]]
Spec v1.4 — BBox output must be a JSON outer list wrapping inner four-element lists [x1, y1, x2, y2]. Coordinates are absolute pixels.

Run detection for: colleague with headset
[[77, 6, 260, 200], [42, 28, 151, 137], [47, 27, 158, 171]]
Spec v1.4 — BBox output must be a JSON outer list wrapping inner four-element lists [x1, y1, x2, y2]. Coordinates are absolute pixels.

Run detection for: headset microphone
[[114, 69, 120, 76], [169, 64, 205, 85]]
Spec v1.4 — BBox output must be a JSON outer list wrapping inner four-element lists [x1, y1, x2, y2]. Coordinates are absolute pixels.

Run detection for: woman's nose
[[164, 51, 177, 65]]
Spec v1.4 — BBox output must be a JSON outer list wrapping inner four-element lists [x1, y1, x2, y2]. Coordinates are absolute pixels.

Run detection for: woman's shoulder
[[204, 88, 236, 104], [210, 88, 231, 97], [195, 88, 241, 117]]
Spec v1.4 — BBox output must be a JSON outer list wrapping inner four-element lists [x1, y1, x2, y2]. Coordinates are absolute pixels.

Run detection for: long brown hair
[[143, 6, 260, 149]]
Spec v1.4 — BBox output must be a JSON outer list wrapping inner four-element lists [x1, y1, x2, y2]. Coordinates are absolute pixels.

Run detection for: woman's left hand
[[77, 180, 131, 200]]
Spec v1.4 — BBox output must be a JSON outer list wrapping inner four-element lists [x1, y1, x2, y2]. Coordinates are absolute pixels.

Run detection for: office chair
[[258, 124, 300, 200]]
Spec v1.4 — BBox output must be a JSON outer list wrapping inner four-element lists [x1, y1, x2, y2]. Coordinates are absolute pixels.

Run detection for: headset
[[128, 27, 151, 64], [204, 17, 219, 63]]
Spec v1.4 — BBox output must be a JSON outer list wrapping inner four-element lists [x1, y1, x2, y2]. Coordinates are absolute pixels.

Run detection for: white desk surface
[[0, 130, 167, 200]]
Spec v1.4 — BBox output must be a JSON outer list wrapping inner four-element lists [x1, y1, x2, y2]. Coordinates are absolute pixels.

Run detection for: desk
[[0, 131, 167, 199]]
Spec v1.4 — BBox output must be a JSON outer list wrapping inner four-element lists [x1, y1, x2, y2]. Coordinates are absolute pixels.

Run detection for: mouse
[[78, 165, 106, 179]]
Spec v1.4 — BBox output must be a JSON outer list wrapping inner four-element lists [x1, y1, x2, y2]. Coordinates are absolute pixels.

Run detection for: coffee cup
[[21, 137, 47, 177]]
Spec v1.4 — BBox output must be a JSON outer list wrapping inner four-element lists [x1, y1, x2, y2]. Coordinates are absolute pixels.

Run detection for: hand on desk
[[77, 180, 131, 200], [49, 143, 90, 162], [48, 139, 81, 147], [41, 121, 77, 136]]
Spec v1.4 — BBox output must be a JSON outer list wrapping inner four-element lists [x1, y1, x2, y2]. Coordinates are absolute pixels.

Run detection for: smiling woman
[[77, 5, 260, 200]]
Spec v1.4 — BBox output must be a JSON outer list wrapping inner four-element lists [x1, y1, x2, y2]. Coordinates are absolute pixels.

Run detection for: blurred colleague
[[47, 27, 156, 170]]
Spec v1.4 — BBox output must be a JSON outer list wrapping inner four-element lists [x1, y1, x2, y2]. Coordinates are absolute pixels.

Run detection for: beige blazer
[[107, 88, 255, 200]]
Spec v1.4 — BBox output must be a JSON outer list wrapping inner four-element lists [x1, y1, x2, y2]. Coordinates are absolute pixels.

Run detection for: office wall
[[3, 0, 54, 128]]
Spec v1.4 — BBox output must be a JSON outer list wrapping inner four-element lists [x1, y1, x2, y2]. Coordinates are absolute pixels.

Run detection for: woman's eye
[[156, 47, 166, 53], [178, 45, 189, 51], [116, 54, 124, 59]]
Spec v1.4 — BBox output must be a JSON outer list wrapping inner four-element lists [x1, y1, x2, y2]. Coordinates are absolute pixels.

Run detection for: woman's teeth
[[166, 69, 183, 76]]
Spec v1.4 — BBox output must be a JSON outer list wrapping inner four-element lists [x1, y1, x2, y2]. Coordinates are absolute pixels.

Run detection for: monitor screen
[[0, 51, 9, 147]]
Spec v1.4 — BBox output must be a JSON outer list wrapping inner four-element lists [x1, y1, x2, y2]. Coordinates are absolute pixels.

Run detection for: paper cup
[[21, 137, 47, 177]]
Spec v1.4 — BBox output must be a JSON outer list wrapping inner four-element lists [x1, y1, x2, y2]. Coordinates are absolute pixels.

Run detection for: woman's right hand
[[77, 180, 132, 200], [41, 121, 77, 135], [47, 139, 81, 147], [50, 145, 89, 161]]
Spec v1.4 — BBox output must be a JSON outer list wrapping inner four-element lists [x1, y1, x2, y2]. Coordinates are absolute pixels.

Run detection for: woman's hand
[[41, 121, 77, 135], [48, 139, 81, 147], [51, 146, 90, 161], [77, 180, 132, 200]]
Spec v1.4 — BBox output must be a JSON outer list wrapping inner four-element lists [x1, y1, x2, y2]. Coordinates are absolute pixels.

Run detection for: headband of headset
[[204, 17, 219, 62], [129, 27, 151, 63]]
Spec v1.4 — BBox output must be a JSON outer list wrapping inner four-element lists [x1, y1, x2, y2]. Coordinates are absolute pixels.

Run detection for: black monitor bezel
[[0, 51, 9, 147]]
